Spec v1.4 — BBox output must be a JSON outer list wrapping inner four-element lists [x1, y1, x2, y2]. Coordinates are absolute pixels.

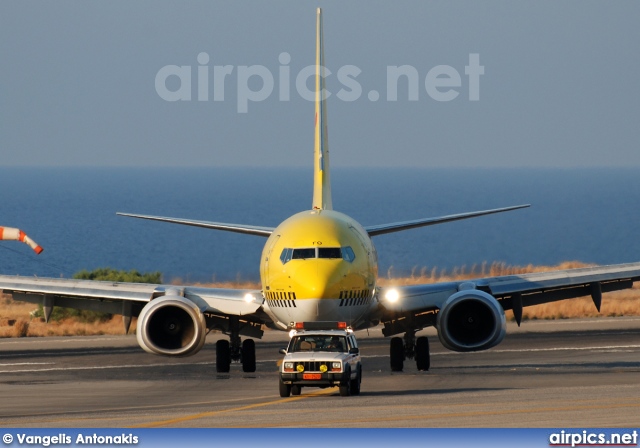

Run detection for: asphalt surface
[[0, 317, 639, 427]]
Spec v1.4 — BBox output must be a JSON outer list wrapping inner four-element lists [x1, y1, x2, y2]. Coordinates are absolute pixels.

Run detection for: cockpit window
[[318, 247, 342, 259], [279, 248, 293, 264], [342, 246, 356, 263], [292, 248, 316, 260], [279, 246, 356, 264]]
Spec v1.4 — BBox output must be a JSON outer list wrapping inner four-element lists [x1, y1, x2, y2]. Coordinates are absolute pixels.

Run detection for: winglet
[[312, 8, 333, 211]]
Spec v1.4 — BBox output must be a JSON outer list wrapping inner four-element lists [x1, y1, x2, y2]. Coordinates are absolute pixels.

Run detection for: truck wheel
[[390, 337, 404, 372], [339, 368, 352, 397], [241, 339, 256, 372], [279, 379, 291, 398], [415, 336, 430, 371], [350, 366, 361, 396], [291, 385, 302, 396], [216, 339, 231, 373]]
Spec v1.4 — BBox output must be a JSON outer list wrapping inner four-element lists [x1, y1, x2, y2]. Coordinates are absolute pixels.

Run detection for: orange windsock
[[0, 227, 43, 254]]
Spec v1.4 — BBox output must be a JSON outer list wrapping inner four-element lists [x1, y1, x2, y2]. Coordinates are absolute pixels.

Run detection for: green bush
[[72, 268, 162, 283], [33, 268, 162, 323]]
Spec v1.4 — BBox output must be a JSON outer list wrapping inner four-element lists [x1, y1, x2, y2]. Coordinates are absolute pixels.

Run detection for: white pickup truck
[[278, 324, 362, 397]]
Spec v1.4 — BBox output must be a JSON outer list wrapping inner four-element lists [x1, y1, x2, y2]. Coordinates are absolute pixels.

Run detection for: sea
[[1, 167, 639, 283]]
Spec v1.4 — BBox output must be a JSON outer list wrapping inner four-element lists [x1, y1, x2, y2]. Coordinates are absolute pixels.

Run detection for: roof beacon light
[[292, 321, 349, 331]]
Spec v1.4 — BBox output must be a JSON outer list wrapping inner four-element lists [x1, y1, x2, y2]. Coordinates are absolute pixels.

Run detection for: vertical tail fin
[[312, 8, 333, 211]]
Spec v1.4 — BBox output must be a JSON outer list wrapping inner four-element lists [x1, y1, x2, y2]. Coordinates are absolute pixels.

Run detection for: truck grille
[[295, 361, 332, 372]]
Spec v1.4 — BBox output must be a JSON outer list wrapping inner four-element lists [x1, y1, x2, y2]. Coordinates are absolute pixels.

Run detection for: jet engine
[[136, 295, 207, 357], [436, 289, 506, 352]]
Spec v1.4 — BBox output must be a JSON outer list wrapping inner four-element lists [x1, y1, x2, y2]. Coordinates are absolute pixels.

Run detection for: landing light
[[243, 293, 256, 303], [385, 289, 400, 303]]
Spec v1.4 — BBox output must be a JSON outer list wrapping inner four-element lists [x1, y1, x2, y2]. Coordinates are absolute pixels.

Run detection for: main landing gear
[[215, 317, 256, 373], [389, 330, 430, 372]]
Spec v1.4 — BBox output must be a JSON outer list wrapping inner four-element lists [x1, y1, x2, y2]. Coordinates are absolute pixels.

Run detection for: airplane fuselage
[[260, 210, 378, 329]]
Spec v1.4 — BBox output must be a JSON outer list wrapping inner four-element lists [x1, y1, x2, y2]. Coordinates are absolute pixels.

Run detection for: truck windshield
[[289, 335, 347, 353]]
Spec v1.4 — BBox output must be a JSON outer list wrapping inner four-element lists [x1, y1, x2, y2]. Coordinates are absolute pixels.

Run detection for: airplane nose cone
[[291, 259, 344, 299]]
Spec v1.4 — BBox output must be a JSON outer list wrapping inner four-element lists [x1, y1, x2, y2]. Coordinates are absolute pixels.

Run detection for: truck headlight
[[331, 362, 341, 372], [284, 362, 294, 372]]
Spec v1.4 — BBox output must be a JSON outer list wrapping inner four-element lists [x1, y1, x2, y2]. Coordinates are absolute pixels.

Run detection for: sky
[[1, 1, 639, 168]]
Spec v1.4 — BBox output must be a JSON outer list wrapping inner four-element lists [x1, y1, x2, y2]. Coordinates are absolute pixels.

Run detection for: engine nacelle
[[136, 295, 207, 357], [436, 289, 506, 352]]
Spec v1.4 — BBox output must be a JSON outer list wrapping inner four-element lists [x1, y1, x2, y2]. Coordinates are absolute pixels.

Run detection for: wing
[[117, 213, 274, 237], [364, 205, 530, 237], [0, 275, 267, 336], [377, 262, 640, 336]]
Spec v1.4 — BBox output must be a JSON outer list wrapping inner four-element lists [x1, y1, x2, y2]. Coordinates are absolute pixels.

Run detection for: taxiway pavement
[[0, 317, 639, 427]]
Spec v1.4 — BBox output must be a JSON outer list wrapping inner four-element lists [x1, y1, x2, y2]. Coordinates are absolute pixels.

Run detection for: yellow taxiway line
[[133, 387, 336, 428]]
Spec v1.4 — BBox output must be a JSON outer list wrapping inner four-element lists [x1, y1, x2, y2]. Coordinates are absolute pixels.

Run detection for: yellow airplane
[[2, 9, 640, 374]]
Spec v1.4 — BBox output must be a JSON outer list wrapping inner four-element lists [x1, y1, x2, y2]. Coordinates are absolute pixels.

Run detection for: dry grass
[[379, 261, 640, 321], [172, 279, 261, 289], [0, 296, 134, 338], [516, 289, 640, 320], [1, 262, 639, 338], [378, 261, 594, 285]]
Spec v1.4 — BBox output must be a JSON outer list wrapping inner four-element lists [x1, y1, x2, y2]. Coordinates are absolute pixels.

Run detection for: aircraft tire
[[415, 336, 430, 371], [390, 337, 404, 372], [241, 339, 256, 372], [216, 339, 231, 373]]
